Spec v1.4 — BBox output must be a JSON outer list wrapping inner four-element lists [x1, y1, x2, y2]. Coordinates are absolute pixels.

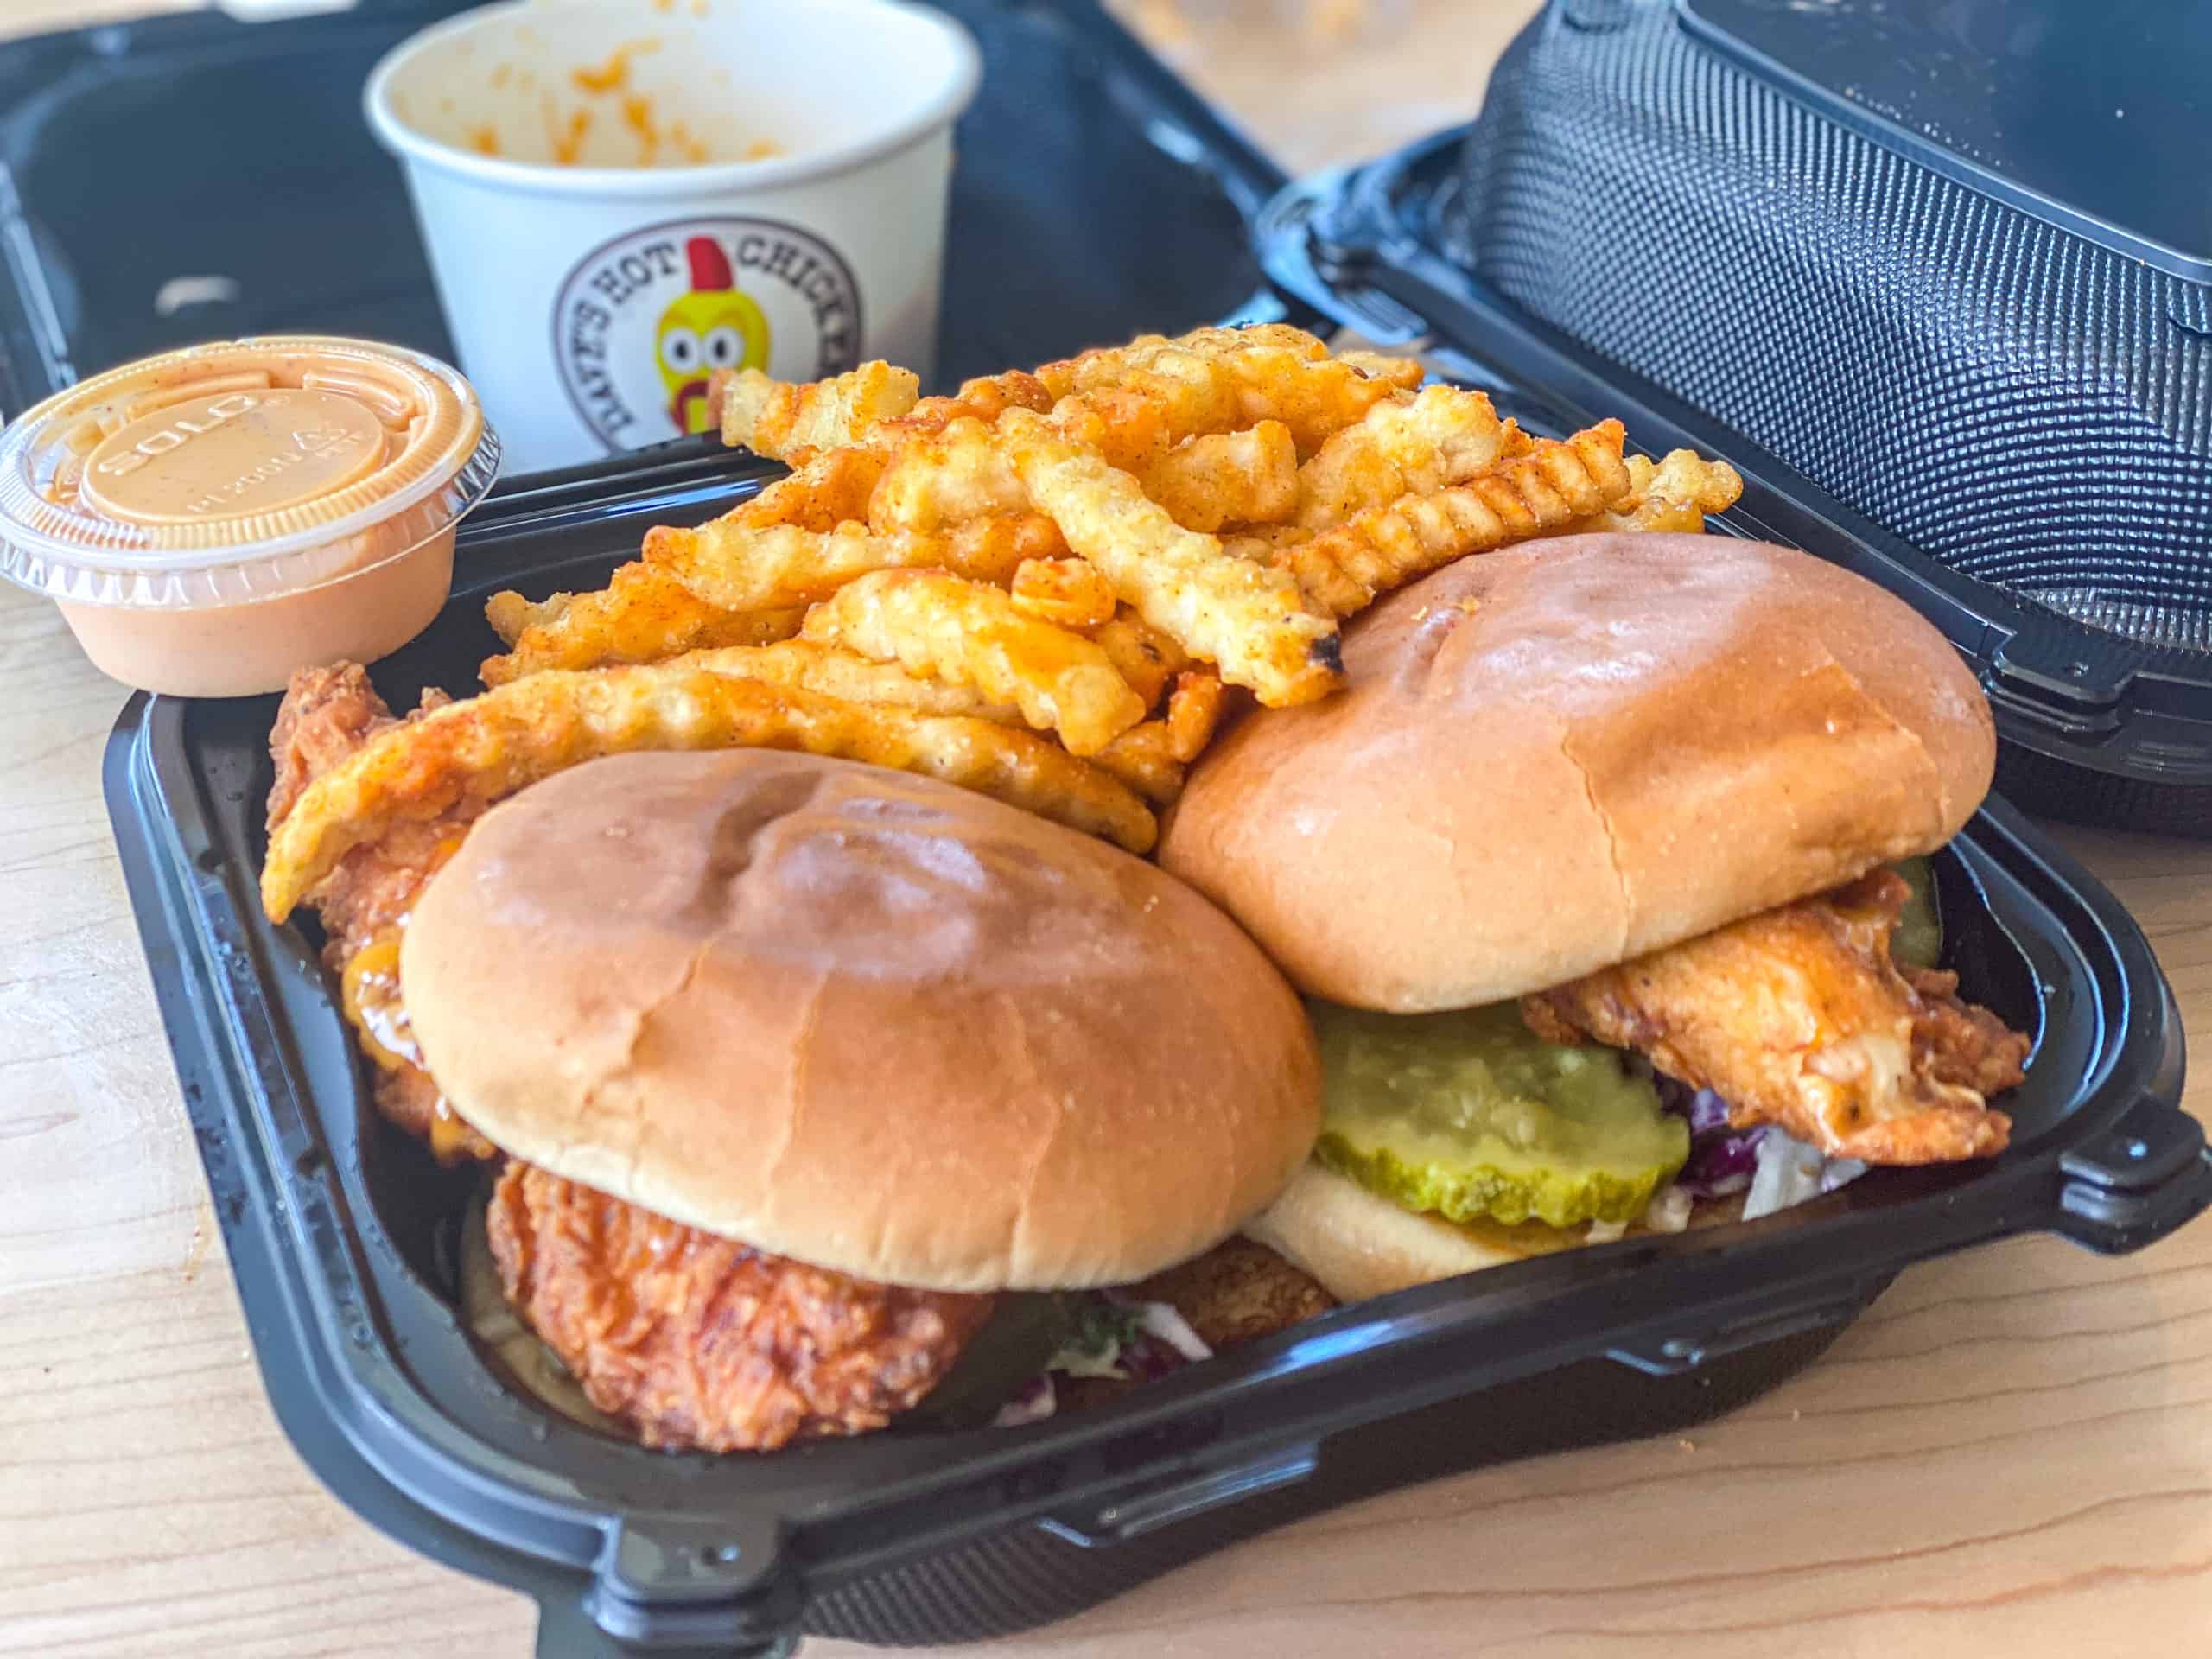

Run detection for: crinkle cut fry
[[480, 562, 803, 687], [1091, 721, 1184, 805], [724, 445, 888, 531], [1141, 422, 1298, 533], [1034, 325, 1328, 398], [261, 668, 1157, 920], [1164, 670, 1225, 761], [1085, 607, 1190, 709], [1294, 385, 1511, 531], [643, 512, 1060, 612], [867, 417, 1026, 533], [848, 372, 1057, 460], [1333, 349, 1427, 390], [485, 588, 563, 647], [1285, 419, 1633, 618], [685, 639, 1026, 724], [800, 569, 1147, 755], [997, 410, 1343, 709], [1046, 342, 1409, 470], [1568, 449, 1745, 536], [717, 361, 920, 458], [938, 368, 1056, 422], [1009, 556, 1118, 628], [1032, 327, 1410, 472], [1208, 341, 1414, 455], [480, 448, 885, 683]]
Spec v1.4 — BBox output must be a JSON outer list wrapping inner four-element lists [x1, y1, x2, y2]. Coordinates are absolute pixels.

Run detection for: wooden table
[[4, 3, 2209, 1654]]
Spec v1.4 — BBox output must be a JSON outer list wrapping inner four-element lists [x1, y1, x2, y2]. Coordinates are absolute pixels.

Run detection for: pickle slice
[[1311, 1001, 1688, 1229]]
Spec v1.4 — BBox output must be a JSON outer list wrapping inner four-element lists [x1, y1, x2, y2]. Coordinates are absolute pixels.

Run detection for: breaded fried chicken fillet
[[487, 1161, 996, 1452], [267, 664, 495, 1161], [1522, 870, 2029, 1165]]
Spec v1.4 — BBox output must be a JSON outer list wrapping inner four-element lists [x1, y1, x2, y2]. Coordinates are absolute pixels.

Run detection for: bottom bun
[[1243, 1163, 1586, 1301]]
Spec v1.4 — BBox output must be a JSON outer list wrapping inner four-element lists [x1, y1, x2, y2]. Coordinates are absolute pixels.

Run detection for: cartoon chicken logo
[[657, 236, 770, 434]]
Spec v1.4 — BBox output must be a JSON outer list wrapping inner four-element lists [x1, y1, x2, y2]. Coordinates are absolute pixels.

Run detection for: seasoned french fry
[[1085, 607, 1191, 709], [999, 410, 1343, 707], [868, 417, 1025, 532], [645, 512, 1059, 612], [717, 361, 919, 458], [1566, 449, 1744, 534], [1141, 422, 1299, 533], [723, 445, 887, 531], [262, 667, 1157, 919], [688, 639, 1025, 723], [1163, 670, 1225, 761], [481, 562, 803, 687], [801, 569, 1147, 755], [848, 370, 1057, 457], [486, 588, 566, 647], [1177, 323, 1335, 362], [1046, 385, 1186, 473], [1034, 333, 1177, 399], [1010, 557, 1119, 629], [1091, 720, 1185, 806], [1294, 385, 1511, 530], [1333, 349, 1427, 390], [1283, 420, 1633, 617], [1036, 324, 1332, 399], [1039, 333, 1390, 470], [1220, 524, 1312, 565], [943, 368, 1056, 421], [1210, 342, 1410, 455]]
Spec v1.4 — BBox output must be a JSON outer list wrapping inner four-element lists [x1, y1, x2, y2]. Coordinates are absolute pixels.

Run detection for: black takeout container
[[1261, 0, 2212, 836], [75, 1, 2212, 1655], [108, 442, 2210, 1656]]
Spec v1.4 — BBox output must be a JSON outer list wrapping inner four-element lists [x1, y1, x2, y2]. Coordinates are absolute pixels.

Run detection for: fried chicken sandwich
[[385, 747, 1323, 1450], [1158, 531, 2033, 1299]]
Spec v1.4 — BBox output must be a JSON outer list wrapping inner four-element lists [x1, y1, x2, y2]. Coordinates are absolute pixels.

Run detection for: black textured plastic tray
[[108, 425, 2209, 1655], [0, 0, 1276, 411]]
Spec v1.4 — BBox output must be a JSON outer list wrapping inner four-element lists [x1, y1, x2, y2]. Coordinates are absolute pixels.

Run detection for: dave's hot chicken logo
[[553, 217, 862, 452]]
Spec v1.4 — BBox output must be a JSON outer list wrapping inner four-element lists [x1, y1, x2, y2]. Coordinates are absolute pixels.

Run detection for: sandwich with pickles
[[1160, 531, 2033, 1299]]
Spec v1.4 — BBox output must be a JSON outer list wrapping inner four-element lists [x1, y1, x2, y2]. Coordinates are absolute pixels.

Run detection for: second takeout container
[[76, 1, 2212, 1654]]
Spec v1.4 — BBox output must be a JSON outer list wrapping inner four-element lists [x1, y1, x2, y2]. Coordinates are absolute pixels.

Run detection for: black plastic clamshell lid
[[1679, 0, 2212, 278], [1258, 120, 2212, 823]]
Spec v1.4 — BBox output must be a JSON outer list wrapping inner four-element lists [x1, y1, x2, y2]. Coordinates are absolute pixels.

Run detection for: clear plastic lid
[[0, 337, 500, 609]]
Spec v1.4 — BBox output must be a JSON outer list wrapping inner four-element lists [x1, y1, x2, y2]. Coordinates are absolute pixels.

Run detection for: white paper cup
[[365, 0, 980, 474]]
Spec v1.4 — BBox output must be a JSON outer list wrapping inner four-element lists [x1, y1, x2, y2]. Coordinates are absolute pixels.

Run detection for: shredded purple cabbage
[[1657, 1077, 1764, 1198], [995, 1294, 1214, 1426]]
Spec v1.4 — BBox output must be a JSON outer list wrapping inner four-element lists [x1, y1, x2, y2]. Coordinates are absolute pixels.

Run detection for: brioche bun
[[1160, 532, 1993, 1011], [403, 749, 1321, 1292]]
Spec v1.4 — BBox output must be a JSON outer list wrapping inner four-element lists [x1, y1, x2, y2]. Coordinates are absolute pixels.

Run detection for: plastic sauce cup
[[0, 337, 499, 698], [365, 0, 982, 474]]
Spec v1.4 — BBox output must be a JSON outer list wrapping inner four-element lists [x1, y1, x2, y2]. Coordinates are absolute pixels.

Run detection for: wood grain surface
[[3, 3, 2209, 1656]]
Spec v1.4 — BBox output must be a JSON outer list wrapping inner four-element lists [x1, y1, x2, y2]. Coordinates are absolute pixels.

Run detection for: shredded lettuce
[[1744, 1131, 1866, 1219], [996, 1296, 1216, 1426]]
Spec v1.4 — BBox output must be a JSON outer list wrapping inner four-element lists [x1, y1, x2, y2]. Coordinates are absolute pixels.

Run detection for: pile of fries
[[262, 324, 1741, 922]]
